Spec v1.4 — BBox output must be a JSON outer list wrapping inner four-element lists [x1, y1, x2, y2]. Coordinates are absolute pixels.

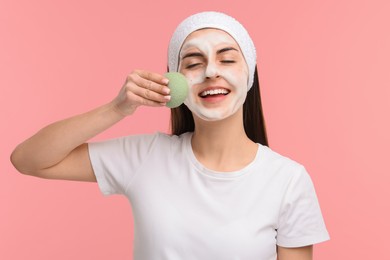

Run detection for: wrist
[[107, 100, 135, 118]]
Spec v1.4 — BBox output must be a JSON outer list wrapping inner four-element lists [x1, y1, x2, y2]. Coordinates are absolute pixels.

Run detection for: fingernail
[[162, 78, 169, 84], [164, 95, 171, 101], [163, 87, 170, 94]]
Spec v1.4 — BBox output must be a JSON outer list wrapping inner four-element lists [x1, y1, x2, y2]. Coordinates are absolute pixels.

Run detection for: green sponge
[[164, 72, 189, 108]]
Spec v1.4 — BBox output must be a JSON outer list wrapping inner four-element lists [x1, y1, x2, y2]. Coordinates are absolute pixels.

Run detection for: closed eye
[[221, 60, 236, 63], [186, 63, 202, 69]]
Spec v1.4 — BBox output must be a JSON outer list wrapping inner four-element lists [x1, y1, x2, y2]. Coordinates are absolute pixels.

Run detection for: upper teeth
[[200, 89, 229, 97]]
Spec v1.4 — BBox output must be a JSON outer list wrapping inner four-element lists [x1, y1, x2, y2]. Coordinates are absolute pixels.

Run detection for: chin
[[195, 109, 236, 122]]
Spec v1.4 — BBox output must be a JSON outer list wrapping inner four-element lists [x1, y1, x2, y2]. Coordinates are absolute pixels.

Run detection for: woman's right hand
[[111, 70, 171, 116], [10, 70, 171, 181]]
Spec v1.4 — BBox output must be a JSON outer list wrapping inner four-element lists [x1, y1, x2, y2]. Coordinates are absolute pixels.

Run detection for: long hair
[[170, 66, 269, 147]]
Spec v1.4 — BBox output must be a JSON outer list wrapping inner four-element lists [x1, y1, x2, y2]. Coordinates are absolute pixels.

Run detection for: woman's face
[[178, 29, 249, 121]]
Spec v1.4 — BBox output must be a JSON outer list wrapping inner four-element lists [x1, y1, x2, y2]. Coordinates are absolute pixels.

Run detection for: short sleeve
[[88, 133, 159, 196], [276, 167, 330, 247]]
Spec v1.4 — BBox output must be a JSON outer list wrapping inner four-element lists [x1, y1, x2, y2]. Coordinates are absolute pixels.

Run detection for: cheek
[[220, 66, 248, 91], [182, 71, 205, 90]]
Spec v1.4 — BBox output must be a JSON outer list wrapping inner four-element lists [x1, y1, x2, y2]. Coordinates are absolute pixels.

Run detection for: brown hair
[[170, 66, 268, 146]]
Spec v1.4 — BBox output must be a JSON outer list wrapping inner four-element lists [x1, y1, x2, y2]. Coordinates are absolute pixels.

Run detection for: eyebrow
[[216, 47, 239, 54], [181, 52, 204, 60], [181, 47, 239, 60]]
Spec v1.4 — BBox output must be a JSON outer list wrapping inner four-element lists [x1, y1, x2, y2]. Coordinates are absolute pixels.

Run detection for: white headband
[[167, 11, 257, 90]]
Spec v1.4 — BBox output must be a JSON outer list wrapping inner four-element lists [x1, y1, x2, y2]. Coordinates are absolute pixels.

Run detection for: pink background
[[1, 0, 389, 259]]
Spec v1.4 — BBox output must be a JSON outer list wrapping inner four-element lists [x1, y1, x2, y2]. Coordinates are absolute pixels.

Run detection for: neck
[[191, 108, 257, 172]]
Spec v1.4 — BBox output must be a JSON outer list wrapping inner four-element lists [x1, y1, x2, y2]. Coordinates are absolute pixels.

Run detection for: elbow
[[10, 146, 50, 179], [10, 146, 34, 176]]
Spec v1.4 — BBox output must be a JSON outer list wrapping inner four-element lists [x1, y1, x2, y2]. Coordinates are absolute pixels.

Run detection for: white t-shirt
[[89, 132, 329, 260]]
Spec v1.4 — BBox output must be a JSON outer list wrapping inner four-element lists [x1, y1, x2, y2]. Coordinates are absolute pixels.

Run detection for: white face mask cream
[[178, 29, 249, 121]]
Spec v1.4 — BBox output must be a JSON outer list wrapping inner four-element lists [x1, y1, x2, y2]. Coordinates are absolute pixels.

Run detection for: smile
[[199, 88, 230, 98]]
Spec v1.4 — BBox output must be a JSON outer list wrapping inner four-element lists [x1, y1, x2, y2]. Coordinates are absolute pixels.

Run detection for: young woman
[[11, 11, 329, 260]]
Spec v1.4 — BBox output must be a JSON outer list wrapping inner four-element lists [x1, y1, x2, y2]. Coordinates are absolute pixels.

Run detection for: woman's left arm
[[277, 245, 313, 260]]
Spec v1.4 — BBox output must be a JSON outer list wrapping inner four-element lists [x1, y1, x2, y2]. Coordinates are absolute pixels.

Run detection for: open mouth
[[199, 88, 230, 98]]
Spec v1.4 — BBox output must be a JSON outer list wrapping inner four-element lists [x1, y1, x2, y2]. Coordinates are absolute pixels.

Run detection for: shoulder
[[257, 146, 321, 206], [118, 131, 192, 154], [98, 131, 188, 145], [89, 131, 192, 158], [258, 145, 306, 176], [253, 145, 317, 194], [153, 131, 191, 147]]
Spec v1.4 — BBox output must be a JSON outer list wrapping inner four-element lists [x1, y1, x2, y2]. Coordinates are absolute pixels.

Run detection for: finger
[[135, 75, 170, 95], [142, 88, 171, 103], [132, 93, 167, 107], [128, 83, 171, 104], [135, 69, 169, 85]]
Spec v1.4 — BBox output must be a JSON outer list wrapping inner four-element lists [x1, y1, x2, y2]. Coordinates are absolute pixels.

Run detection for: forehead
[[181, 28, 240, 51]]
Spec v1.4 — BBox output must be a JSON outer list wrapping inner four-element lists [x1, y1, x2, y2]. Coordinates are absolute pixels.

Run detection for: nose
[[205, 62, 220, 79]]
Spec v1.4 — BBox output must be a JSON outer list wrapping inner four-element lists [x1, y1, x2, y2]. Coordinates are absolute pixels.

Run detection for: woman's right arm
[[10, 70, 171, 182]]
